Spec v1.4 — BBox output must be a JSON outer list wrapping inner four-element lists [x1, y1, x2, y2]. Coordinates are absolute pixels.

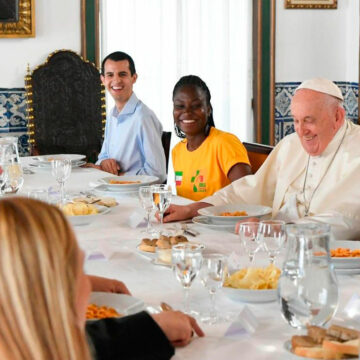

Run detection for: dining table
[[18, 157, 360, 360]]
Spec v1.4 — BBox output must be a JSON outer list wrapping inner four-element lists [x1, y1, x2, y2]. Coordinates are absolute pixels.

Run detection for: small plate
[[88, 292, 144, 317], [33, 154, 85, 164], [335, 268, 360, 275], [68, 205, 111, 226], [136, 245, 157, 260], [100, 175, 159, 190], [329, 240, 360, 269], [222, 286, 277, 303], [30, 160, 86, 169], [198, 204, 272, 224], [283, 340, 354, 360], [92, 184, 139, 195], [192, 216, 235, 232]]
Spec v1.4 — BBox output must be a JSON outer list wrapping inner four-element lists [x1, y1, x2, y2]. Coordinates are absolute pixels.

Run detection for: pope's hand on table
[[100, 159, 121, 175], [87, 275, 131, 295], [234, 217, 259, 234], [151, 311, 204, 347]]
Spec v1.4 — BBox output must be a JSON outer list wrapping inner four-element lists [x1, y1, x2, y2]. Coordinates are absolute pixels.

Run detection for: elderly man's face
[[291, 89, 344, 156]]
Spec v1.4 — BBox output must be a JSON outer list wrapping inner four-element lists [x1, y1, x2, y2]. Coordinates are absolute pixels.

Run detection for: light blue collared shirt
[[97, 92, 166, 182]]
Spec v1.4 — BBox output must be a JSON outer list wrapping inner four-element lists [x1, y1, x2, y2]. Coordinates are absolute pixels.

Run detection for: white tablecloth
[[19, 158, 360, 360]]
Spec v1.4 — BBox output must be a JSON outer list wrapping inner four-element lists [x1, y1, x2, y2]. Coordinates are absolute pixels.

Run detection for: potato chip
[[224, 264, 281, 290]]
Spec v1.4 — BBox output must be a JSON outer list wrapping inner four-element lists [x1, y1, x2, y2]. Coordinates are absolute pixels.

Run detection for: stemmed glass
[[238, 222, 261, 264], [258, 220, 286, 264], [138, 186, 156, 235], [199, 254, 227, 324], [151, 184, 172, 234], [51, 159, 72, 204], [172, 243, 203, 314]]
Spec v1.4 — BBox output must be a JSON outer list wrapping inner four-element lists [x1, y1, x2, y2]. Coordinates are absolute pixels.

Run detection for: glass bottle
[[278, 223, 338, 329]]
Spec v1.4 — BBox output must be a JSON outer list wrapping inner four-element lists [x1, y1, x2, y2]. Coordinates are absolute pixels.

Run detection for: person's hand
[[162, 202, 212, 223], [235, 217, 259, 234], [100, 159, 121, 175], [87, 275, 131, 295], [81, 163, 101, 170], [151, 311, 204, 347]]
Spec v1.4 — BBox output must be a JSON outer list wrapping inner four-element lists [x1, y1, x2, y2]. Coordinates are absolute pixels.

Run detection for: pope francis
[[164, 78, 360, 240]]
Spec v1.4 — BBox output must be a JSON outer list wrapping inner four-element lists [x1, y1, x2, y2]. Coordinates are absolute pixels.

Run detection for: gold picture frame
[[285, 0, 337, 9], [0, 0, 35, 38]]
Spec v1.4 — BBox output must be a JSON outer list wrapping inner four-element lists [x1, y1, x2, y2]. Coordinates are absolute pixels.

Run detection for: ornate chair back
[[25, 50, 106, 161]]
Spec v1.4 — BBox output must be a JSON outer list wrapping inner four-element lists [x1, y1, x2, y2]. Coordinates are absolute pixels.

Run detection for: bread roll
[[139, 238, 157, 253]]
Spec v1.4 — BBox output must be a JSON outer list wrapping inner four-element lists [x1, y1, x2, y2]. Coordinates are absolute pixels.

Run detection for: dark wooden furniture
[[243, 142, 273, 173], [161, 131, 172, 174], [25, 50, 106, 161]]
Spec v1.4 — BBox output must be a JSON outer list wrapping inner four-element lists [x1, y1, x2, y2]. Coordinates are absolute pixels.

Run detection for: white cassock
[[203, 120, 360, 240]]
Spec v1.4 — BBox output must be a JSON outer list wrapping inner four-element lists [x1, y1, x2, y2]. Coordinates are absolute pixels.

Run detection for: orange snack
[[86, 303, 122, 320], [330, 248, 360, 258], [220, 211, 248, 217], [109, 180, 141, 185]]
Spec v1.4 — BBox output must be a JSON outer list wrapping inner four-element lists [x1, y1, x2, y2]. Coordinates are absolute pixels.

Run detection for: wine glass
[[172, 243, 203, 314], [138, 186, 156, 235], [278, 223, 338, 329], [51, 159, 72, 204], [238, 222, 261, 264], [258, 220, 286, 264], [5, 163, 24, 194], [151, 184, 172, 234], [199, 253, 227, 324]]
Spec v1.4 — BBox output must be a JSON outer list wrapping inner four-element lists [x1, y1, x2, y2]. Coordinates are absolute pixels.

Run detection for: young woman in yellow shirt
[[172, 75, 252, 201]]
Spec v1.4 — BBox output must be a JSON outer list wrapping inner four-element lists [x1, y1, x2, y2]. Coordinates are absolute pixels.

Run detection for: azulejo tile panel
[[275, 81, 359, 144], [0, 88, 29, 156]]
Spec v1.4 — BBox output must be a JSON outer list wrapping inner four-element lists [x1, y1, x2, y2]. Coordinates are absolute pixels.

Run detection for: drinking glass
[[51, 159, 72, 204], [172, 243, 203, 314], [151, 184, 172, 234], [278, 223, 338, 329], [238, 222, 261, 264], [139, 186, 156, 235], [5, 163, 24, 194], [258, 220, 286, 264], [199, 254, 227, 324]]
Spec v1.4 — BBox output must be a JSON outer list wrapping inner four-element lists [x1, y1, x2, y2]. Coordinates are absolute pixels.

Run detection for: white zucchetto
[[296, 78, 344, 101]]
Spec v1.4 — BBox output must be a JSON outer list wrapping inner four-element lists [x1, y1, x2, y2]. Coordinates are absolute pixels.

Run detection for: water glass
[[172, 243, 203, 314], [258, 220, 286, 264], [199, 254, 227, 324], [238, 222, 261, 264], [51, 159, 71, 204], [5, 163, 24, 194], [278, 223, 338, 329], [151, 184, 172, 234], [138, 186, 156, 235]]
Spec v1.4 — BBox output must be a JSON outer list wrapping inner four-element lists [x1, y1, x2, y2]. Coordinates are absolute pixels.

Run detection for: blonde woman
[[0, 198, 203, 360]]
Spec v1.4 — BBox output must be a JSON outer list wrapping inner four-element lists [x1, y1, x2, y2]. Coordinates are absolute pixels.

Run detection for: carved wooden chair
[[161, 131, 172, 174], [25, 50, 106, 162], [243, 142, 273, 173]]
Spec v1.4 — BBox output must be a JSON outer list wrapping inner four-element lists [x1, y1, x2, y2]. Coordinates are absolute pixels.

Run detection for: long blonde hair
[[0, 197, 91, 360]]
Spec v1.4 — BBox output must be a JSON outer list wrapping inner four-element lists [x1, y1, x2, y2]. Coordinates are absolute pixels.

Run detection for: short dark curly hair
[[101, 51, 136, 76]]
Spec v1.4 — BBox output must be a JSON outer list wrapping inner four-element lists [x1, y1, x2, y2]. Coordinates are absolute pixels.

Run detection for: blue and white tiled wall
[[275, 81, 359, 144], [1, 83, 358, 154], [0, 88, 29, 156]]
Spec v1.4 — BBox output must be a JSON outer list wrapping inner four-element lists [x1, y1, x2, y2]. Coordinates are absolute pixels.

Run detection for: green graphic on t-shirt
[[191, 170, 206, 193]]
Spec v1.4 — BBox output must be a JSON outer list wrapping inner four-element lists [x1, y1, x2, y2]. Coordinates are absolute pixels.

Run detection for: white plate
[[198, 204, 272, 224], [192, 216, 236, 232], [30, 160, 86, 169], [136, 245, 157, 260], [89, 292, 144, 317], [283, 340, 354, 360], [68, 205, 111, 226], [335, 268, 360, 275], [33, 154, 85, 164], [100, 175, 159, 191], [329, 240, 360, 269], [222, 286, 277, 303], [92, 184, 139, 196]]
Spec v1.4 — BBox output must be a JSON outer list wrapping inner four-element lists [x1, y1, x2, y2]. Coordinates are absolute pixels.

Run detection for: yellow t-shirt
[[172, 127, 250, 201]]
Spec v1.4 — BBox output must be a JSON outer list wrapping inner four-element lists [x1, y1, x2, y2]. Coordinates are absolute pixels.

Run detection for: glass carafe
[[278, 223, 338, 329], [0, 137, 23, 194]]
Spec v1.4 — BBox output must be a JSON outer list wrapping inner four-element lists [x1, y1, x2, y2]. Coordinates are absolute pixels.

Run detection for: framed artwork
[[285, 0, 337, 9], [0, 0, 35, 38]]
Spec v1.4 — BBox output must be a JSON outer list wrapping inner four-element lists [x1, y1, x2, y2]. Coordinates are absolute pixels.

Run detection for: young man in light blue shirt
[[94, 51, 166, 182]]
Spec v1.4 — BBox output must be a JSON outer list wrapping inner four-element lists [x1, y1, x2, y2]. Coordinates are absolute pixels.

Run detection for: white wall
[[276, 0, 359, 82], [0, 0, 81, 88]]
